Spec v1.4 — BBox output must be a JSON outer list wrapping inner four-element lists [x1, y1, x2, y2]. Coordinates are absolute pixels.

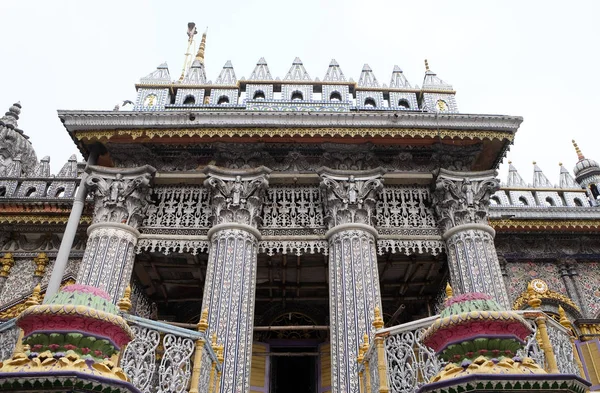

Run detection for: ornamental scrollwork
[[157, 334, 195, 393], [120, 325, 161, 393], [203, 166, 270, 228], [318, 168, 385, 228], [86, 165, 156, 229], [432, 169, 500, 234], [384, 327, 443, 393], [547, 323, 581, 376]]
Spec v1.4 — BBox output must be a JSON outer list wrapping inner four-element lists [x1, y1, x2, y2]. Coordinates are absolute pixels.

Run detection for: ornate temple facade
[[0, 28, 599, 393]]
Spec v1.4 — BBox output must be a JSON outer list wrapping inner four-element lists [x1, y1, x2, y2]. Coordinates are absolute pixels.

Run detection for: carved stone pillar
[[76, 165, 155, 303], [319, 168, 384, 393], [202, 166, 270, 393], [432, 169, 510, 308]]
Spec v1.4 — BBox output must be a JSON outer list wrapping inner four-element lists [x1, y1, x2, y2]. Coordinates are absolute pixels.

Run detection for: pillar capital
[[318, 167, 385, 228], [85, 165, 156, 229], [203, 165, 271, 228], [432, 169, 499, 235]]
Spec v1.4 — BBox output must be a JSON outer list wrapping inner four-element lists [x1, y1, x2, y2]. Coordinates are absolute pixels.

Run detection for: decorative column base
[[76, 222, 139, 304], [203, 223, 259, 393], [327, 223, 382, 393], [443, 224, 510, 309]]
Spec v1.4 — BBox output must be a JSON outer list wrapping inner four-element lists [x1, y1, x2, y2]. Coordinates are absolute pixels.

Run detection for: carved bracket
[[86, 165, 156, 229], [318, 167, 385, 228], [432, 169, 500, 234], [203, 165, 271, 228]]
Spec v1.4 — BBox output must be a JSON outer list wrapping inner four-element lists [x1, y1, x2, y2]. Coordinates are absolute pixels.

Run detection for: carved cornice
[[432, 169, 499, 235], [491, 219, 600, 232], [0, 214, 92, 225], [72, 127, 515, 143], [58, 110, 523, 133], [86, 165, 156, 229], [318, 167, 385, 228], [203, 165, 271, 228]]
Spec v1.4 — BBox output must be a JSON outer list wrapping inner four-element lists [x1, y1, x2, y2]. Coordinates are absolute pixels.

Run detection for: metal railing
[[359, 310, 585, 393], [0, 314, 222, 393], [0, 308, 586, 393], [120, 314, 222, 393]]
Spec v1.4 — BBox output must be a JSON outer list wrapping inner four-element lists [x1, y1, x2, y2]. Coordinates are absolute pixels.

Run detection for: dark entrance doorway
[[271, 346, 317, 393]]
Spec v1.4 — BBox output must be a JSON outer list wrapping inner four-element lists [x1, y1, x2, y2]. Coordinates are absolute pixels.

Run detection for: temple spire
[[506, 161, 526, 187], [389, 65, 411, 88], [324, 59, 346, 82], [559, 162, 579, 189], [284, 57, 311, 81], [249, 57, 273, 80], [196, 28, 207, 64], [358, 64, 379, 87], [532, 161, 553, 188], [215, 60, 237, 85], [572, 139, 585, 161], [422, 59, 453, 90]]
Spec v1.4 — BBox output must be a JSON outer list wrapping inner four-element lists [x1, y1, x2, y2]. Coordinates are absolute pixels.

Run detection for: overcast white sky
[[1, 0, 598, 184]]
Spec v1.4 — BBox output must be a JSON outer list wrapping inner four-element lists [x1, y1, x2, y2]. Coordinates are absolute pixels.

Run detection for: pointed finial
[[357, 345, 365, 363], [217, 344, 224, 363], [197, 308, 209, 332], [117, 285, 132, 313], [572, 140, 585, 161], [373, 306, 384, 330], [445, 282, 453, 300], [527, 282, 542, 309], [558, 305, 572, 330], [0, 253, 14, 278], [33, 252, 49, 278], [424, 59, 430, 72], [195, 28, 207, 64], [25, 284, 41, 308], [211, 333, 218, 348], [361, 333, 369, 355]]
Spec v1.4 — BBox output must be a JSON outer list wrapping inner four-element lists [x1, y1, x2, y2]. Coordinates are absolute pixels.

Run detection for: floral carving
[[86, 165, 156, 229], [203, 166, 270, 227], [319, 168, 385, 228], [432, 169, 500, 234]]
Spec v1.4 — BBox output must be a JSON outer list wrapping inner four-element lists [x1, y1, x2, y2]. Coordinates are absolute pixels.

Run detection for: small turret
[[506, 161, 526, 187], [532, 161, 553, 188], [284, 57, 311, 81], [572, 139, 600, 201], [249, 57, 273, 80], [421, 59, 458, 113], [559, 162, 579, 189], [323, 59, 346, 82], [0, 102, 37, 176], [357, 64, 379, 88]]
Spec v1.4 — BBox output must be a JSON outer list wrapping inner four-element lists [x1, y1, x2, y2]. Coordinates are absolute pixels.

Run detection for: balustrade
[[358, 311, 584, 393], [0, 309, 586, 393], [0, 314, 222, 393], [120, 314, 221, 393]]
